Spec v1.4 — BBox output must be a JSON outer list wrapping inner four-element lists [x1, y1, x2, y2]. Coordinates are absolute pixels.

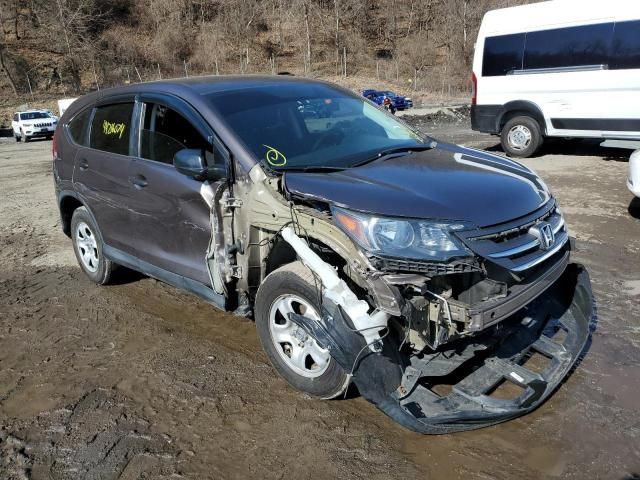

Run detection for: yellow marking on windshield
[[102, 120, 126, 139], [263, 144, 287, 167]]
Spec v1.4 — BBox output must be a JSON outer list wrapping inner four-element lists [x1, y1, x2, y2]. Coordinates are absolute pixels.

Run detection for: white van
[[471, 0, 640, 158]]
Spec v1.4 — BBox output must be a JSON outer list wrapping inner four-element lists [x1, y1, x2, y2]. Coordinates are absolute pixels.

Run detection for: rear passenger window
[[140, 103, 209, 164], [611, 20, 640, 70], [90, 103, 134, 155], [67, 108, 92, 146], [482, 33, 525, 76], [523, 23, 613, 70]]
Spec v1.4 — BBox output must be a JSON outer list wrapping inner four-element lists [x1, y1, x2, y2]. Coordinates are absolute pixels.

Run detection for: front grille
[[371, 257, 481, 275], [457, 202, 569, 272], [34, 122, 53, 128]]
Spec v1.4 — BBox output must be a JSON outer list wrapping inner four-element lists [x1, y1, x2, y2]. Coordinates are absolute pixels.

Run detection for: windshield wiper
[[351, 144, 435, 168]]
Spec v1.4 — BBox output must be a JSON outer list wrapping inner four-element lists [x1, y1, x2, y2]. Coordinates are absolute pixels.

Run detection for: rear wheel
[[255, 261, 350, 399], [70, 206, 113, 285], [501, 115, 543, 158]]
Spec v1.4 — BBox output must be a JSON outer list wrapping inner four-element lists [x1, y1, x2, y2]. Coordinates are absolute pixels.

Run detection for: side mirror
[[174, 148, 226, 181]]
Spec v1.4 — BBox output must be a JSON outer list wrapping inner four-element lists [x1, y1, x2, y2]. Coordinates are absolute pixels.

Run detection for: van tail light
[[471, 72, 477, 105], [52, 133, 58, 160]]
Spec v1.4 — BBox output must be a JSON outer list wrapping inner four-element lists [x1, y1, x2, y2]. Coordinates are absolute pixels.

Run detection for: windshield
[[382, 91, 397, 97], [20, 112, 49, 120], [205, 83, 425, 171]]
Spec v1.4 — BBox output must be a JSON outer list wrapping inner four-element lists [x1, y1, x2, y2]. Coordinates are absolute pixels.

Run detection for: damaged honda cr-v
[[53, 75, 593, 433]]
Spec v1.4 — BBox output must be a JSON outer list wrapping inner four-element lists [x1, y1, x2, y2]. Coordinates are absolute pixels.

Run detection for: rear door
[[125, 95, 223, 285], [72, 99, 137, 254]]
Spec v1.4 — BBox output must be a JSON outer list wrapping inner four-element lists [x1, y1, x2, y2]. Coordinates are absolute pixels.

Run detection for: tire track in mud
[[2, 389, 179, 480]]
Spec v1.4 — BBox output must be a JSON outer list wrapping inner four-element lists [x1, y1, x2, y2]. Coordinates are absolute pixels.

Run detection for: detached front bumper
[[290, 263, 593, 434]]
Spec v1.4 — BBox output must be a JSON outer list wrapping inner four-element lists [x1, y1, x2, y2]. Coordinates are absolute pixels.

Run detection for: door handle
[[78, 159, 89, 171], [129, 174, 148, 189]]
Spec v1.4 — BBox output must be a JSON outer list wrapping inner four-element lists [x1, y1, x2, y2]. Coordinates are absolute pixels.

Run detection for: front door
[[126, 99, 223, 285]]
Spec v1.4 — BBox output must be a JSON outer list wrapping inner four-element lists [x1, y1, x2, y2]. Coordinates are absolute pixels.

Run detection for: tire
[[501, 115, 543, 158], [21, 130, 29, 143], [255, 261, 350, 399], [70, 206, 113, 285], [14, 134, 20, 142]]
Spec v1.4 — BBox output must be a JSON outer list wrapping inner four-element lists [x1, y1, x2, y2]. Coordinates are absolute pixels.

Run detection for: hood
[[284, 144, 550, 228]]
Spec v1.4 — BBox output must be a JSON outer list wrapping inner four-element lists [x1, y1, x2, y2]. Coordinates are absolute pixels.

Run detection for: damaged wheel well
[[268, 236, 347, 274], [264, 237, 298, 277], [255, 236, 366, 304], [59, 195, 84, 237]]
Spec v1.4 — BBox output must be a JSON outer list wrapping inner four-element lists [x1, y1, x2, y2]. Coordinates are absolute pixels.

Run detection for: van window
[[611, 20, 640, 70], [67, 108, 92, 146], [482, 33, 525, 76], [140, 103, 209, 164], [523, 23, 613, 70], [89, 103, 134, 155]]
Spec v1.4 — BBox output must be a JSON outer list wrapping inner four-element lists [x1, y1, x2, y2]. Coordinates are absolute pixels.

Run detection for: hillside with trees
[[0, 0, 533, 111]]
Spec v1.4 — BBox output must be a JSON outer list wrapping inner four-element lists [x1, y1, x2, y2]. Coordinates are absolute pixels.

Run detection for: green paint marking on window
[[103, 120, 127, 139], [262, 144, 287, 166]]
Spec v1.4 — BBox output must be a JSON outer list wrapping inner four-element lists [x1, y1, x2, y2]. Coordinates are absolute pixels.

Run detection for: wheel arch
[[58, 191, 95, 238], [498, 101, 547, 135]]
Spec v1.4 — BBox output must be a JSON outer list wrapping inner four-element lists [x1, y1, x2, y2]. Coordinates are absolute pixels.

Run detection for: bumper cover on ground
[[290, 263, 593, 434]]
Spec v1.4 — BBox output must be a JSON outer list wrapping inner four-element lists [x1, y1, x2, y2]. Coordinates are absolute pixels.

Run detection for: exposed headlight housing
[[332, 207, 471, 262]]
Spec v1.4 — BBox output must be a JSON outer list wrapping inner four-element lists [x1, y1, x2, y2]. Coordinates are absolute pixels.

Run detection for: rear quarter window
[[89, 103, 134, 155], [611, 20, 640, 70], [482, 33, 525, 77], [67, 108, 92, 146]]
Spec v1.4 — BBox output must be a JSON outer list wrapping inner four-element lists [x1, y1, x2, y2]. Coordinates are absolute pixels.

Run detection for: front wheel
[[501, 116, 543, 158], [255, 261, 350, 399]]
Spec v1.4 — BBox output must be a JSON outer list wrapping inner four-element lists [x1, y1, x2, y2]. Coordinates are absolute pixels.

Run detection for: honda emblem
[[530, 222, 555, 250]]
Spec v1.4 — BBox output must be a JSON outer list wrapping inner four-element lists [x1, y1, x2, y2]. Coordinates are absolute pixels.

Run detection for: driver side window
[[140, 103, 209, 164]]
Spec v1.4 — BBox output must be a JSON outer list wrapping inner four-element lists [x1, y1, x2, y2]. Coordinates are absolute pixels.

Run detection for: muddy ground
[[1, 122, 639, 479]]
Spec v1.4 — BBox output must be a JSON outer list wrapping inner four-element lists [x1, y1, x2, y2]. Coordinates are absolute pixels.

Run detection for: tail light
[[471, 72, 477, 105], [52, 133, 58, 160]]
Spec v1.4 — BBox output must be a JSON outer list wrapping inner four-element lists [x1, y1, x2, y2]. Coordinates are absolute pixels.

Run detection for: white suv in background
[[11, 110, 58, 142]]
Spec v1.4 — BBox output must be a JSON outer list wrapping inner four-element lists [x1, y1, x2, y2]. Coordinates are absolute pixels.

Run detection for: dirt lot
[[1, 125, 640, 479]]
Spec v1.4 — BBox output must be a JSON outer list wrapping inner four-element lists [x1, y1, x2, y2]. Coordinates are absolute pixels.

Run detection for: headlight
[[332, 207, 471, 261]]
